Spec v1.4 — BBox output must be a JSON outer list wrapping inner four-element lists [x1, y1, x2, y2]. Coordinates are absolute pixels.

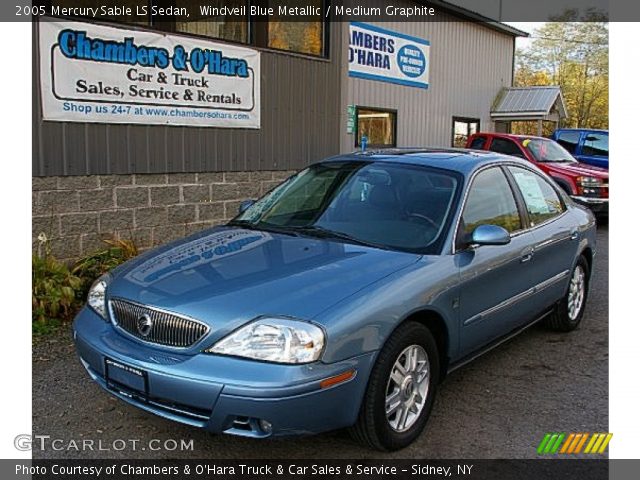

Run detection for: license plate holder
[[104, 358, 148, 401]]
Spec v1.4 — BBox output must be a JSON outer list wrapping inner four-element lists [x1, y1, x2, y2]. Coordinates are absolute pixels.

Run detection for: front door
[[455, 167, 540, 355]]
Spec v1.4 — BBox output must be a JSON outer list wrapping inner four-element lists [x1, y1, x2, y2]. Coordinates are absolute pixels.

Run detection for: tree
[[514, 9, 608, 129]]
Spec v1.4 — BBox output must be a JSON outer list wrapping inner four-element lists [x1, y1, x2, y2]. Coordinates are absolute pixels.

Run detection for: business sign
[[348, 22, 429, 89], [39, 19, 260, 128], [346, 105, 356, 134]]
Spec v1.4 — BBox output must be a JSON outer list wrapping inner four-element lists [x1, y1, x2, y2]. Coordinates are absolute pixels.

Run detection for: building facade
[[32, 1, 521, 262]]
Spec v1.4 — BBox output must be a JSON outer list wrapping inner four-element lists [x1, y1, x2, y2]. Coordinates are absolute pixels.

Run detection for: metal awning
[[491, 86, 568, 121]]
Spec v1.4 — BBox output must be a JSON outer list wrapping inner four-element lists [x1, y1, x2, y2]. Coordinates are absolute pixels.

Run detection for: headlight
[[205, 317, 325, 364], [577, 176, 602, 186], [87, 275, 109, 320]]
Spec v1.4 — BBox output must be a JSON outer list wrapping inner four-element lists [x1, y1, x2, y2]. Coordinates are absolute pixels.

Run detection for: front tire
[[349, 322, 439, 451], [544, 255, 590, 331]]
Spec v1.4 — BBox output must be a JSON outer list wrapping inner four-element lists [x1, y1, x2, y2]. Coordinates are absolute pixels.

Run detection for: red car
[[467, 133, 608, 217]]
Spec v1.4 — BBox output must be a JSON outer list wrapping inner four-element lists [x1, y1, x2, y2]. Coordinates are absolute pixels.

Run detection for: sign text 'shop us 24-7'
[[348, 22, 430, 89], [38, 19, 261, 128]]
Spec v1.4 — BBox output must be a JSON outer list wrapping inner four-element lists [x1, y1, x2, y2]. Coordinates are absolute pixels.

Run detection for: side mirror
[[238, 199, 255, 214], [470, 224, 511, 246]]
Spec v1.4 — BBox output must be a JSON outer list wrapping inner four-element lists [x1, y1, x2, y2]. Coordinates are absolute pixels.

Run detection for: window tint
[[556, 131, 581, 153], [489, 138, 525, 158], [461, 168, 522, 236], [469, 136, 487, 149], [583, 133, 609, 157], [237, 162, 460, 253], [508, 167, 565, 226]]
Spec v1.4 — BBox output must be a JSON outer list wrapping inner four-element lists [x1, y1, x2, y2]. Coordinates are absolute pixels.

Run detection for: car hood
[[108, 226, 420, 340], [543, 161, 608, 178]]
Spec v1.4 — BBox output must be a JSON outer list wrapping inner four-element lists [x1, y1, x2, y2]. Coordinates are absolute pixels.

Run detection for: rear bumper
[[571, 196, 608, 215], [73, 307, 376, 437]]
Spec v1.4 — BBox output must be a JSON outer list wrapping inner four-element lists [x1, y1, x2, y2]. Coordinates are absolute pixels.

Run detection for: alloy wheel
[[385, 345, 430, 432], [568, 265, 586, 321]]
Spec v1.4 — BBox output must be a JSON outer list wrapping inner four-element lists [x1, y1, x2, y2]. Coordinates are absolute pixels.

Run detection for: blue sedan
[[73, 149, 596, 451]]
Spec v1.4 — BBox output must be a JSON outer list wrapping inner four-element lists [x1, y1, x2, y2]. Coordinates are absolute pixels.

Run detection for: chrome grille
[[109, 299, 209, 348]]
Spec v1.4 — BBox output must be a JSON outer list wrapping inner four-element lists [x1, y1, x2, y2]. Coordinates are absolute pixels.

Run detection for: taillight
[[576, 176, 607, 198]]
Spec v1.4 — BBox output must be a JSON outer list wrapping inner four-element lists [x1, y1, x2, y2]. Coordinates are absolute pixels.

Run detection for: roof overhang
[[421, 1, 530, 37], [491, 86, 568, 121]]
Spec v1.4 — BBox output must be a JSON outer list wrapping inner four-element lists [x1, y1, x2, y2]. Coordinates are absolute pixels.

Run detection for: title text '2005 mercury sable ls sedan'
[[74, 149, 596, 450]]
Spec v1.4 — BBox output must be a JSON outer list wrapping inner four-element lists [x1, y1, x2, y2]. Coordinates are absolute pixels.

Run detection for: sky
[[505, 22, 546, 49]]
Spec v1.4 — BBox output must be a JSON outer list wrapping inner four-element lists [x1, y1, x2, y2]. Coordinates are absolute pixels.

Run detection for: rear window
[[489, 138, 525, 158], [469, 136, 487, 149], [555, 131, 581, 153], [583, 133, 609, 157]]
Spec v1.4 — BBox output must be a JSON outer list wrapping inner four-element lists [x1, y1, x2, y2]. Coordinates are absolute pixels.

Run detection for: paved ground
[[32, 226, 608, 459]]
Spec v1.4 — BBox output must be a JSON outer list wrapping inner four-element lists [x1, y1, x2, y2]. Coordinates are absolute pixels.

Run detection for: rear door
[[505, 166, 579, 308], [455, 167, 541, 354], [578, 132, 609, 168]]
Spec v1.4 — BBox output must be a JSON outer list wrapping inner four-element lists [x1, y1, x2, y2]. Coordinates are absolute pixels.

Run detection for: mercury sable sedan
[[73, 149, 596, 450]]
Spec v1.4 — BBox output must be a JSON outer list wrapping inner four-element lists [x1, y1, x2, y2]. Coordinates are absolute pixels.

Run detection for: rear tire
[[544, 255, 590, 332], [349, 322, 439, 451]]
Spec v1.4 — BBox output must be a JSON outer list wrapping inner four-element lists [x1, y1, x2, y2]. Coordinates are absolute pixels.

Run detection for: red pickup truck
[[466, 132, 608, 217]]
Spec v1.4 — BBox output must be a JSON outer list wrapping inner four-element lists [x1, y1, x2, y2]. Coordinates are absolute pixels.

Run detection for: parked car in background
[[467, 133, 608, 218], [551, 129, 609, 169], [74, 149, 596, 451]]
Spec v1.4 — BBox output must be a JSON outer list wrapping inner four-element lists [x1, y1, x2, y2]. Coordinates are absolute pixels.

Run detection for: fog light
[[259, 419, 272, 434]]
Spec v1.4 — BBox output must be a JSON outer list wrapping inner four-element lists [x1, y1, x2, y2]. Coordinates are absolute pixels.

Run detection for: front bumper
[[73, 307, 376, 437], [571, 196, 609, 215]]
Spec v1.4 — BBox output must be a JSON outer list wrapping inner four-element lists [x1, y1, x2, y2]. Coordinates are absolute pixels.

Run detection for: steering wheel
[[407, 213, 440, 230]]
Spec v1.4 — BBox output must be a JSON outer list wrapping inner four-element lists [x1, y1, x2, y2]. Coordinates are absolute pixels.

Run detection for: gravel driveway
[[32, 226, 608, 459]]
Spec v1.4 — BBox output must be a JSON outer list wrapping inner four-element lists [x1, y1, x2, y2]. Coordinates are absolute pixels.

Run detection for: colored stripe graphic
[[537, 433, 552, 454], [538, 433, 612, 454], [597, 433, 613, 453]]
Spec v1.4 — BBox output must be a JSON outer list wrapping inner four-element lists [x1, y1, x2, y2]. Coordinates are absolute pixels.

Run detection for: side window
[[461, 168, 522, 238], [583, 133, 609, 157], [489, 138, 525, 158], [469, 136, 487, 150], [556, 131, 581, 154], [507, 167, 565, 226]]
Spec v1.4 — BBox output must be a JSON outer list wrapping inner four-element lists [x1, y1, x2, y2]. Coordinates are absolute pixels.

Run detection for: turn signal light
[[319, 369, 356, 389]]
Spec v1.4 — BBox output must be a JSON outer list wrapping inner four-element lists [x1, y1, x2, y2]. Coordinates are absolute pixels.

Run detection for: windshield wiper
[[227, 220, 300, 237], [292, 225, 382, 249], [541, 159, 575, 163]]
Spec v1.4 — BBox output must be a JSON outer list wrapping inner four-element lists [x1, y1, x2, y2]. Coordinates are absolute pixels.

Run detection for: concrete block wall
[[32, 171, 296, 263]]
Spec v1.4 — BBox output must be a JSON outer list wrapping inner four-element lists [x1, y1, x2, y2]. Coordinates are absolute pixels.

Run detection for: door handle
[[521, 252, 534, 263], [570, 230, 579, 240]]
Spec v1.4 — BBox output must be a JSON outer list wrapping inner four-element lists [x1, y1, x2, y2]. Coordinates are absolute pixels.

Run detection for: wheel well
[[581, 247, 594, 273], [552, 177, 573, 195], [403, 310, 449, 381]]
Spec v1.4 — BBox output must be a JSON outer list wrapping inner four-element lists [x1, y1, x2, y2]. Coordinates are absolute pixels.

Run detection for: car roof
[[472, 132, 547, 141], [555, 128, 608, 133], [320, 147, 530, 175]]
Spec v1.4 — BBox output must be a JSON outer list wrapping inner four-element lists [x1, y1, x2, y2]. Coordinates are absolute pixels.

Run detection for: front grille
[[110, 299, 209, 348]]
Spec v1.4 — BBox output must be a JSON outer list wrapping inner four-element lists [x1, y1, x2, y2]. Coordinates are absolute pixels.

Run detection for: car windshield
[[523, 138, 577, 163], [231, 162, 460, 253]]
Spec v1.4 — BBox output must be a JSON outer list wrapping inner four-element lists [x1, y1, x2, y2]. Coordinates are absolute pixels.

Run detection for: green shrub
[[32, 254, 83, 327], [72, 238, 139, 298], [32, 237, 139, 337]]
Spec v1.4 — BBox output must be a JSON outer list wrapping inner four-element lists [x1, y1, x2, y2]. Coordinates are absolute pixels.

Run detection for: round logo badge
[[397, 45, 427, 78], [136, 314, 153, 337]]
